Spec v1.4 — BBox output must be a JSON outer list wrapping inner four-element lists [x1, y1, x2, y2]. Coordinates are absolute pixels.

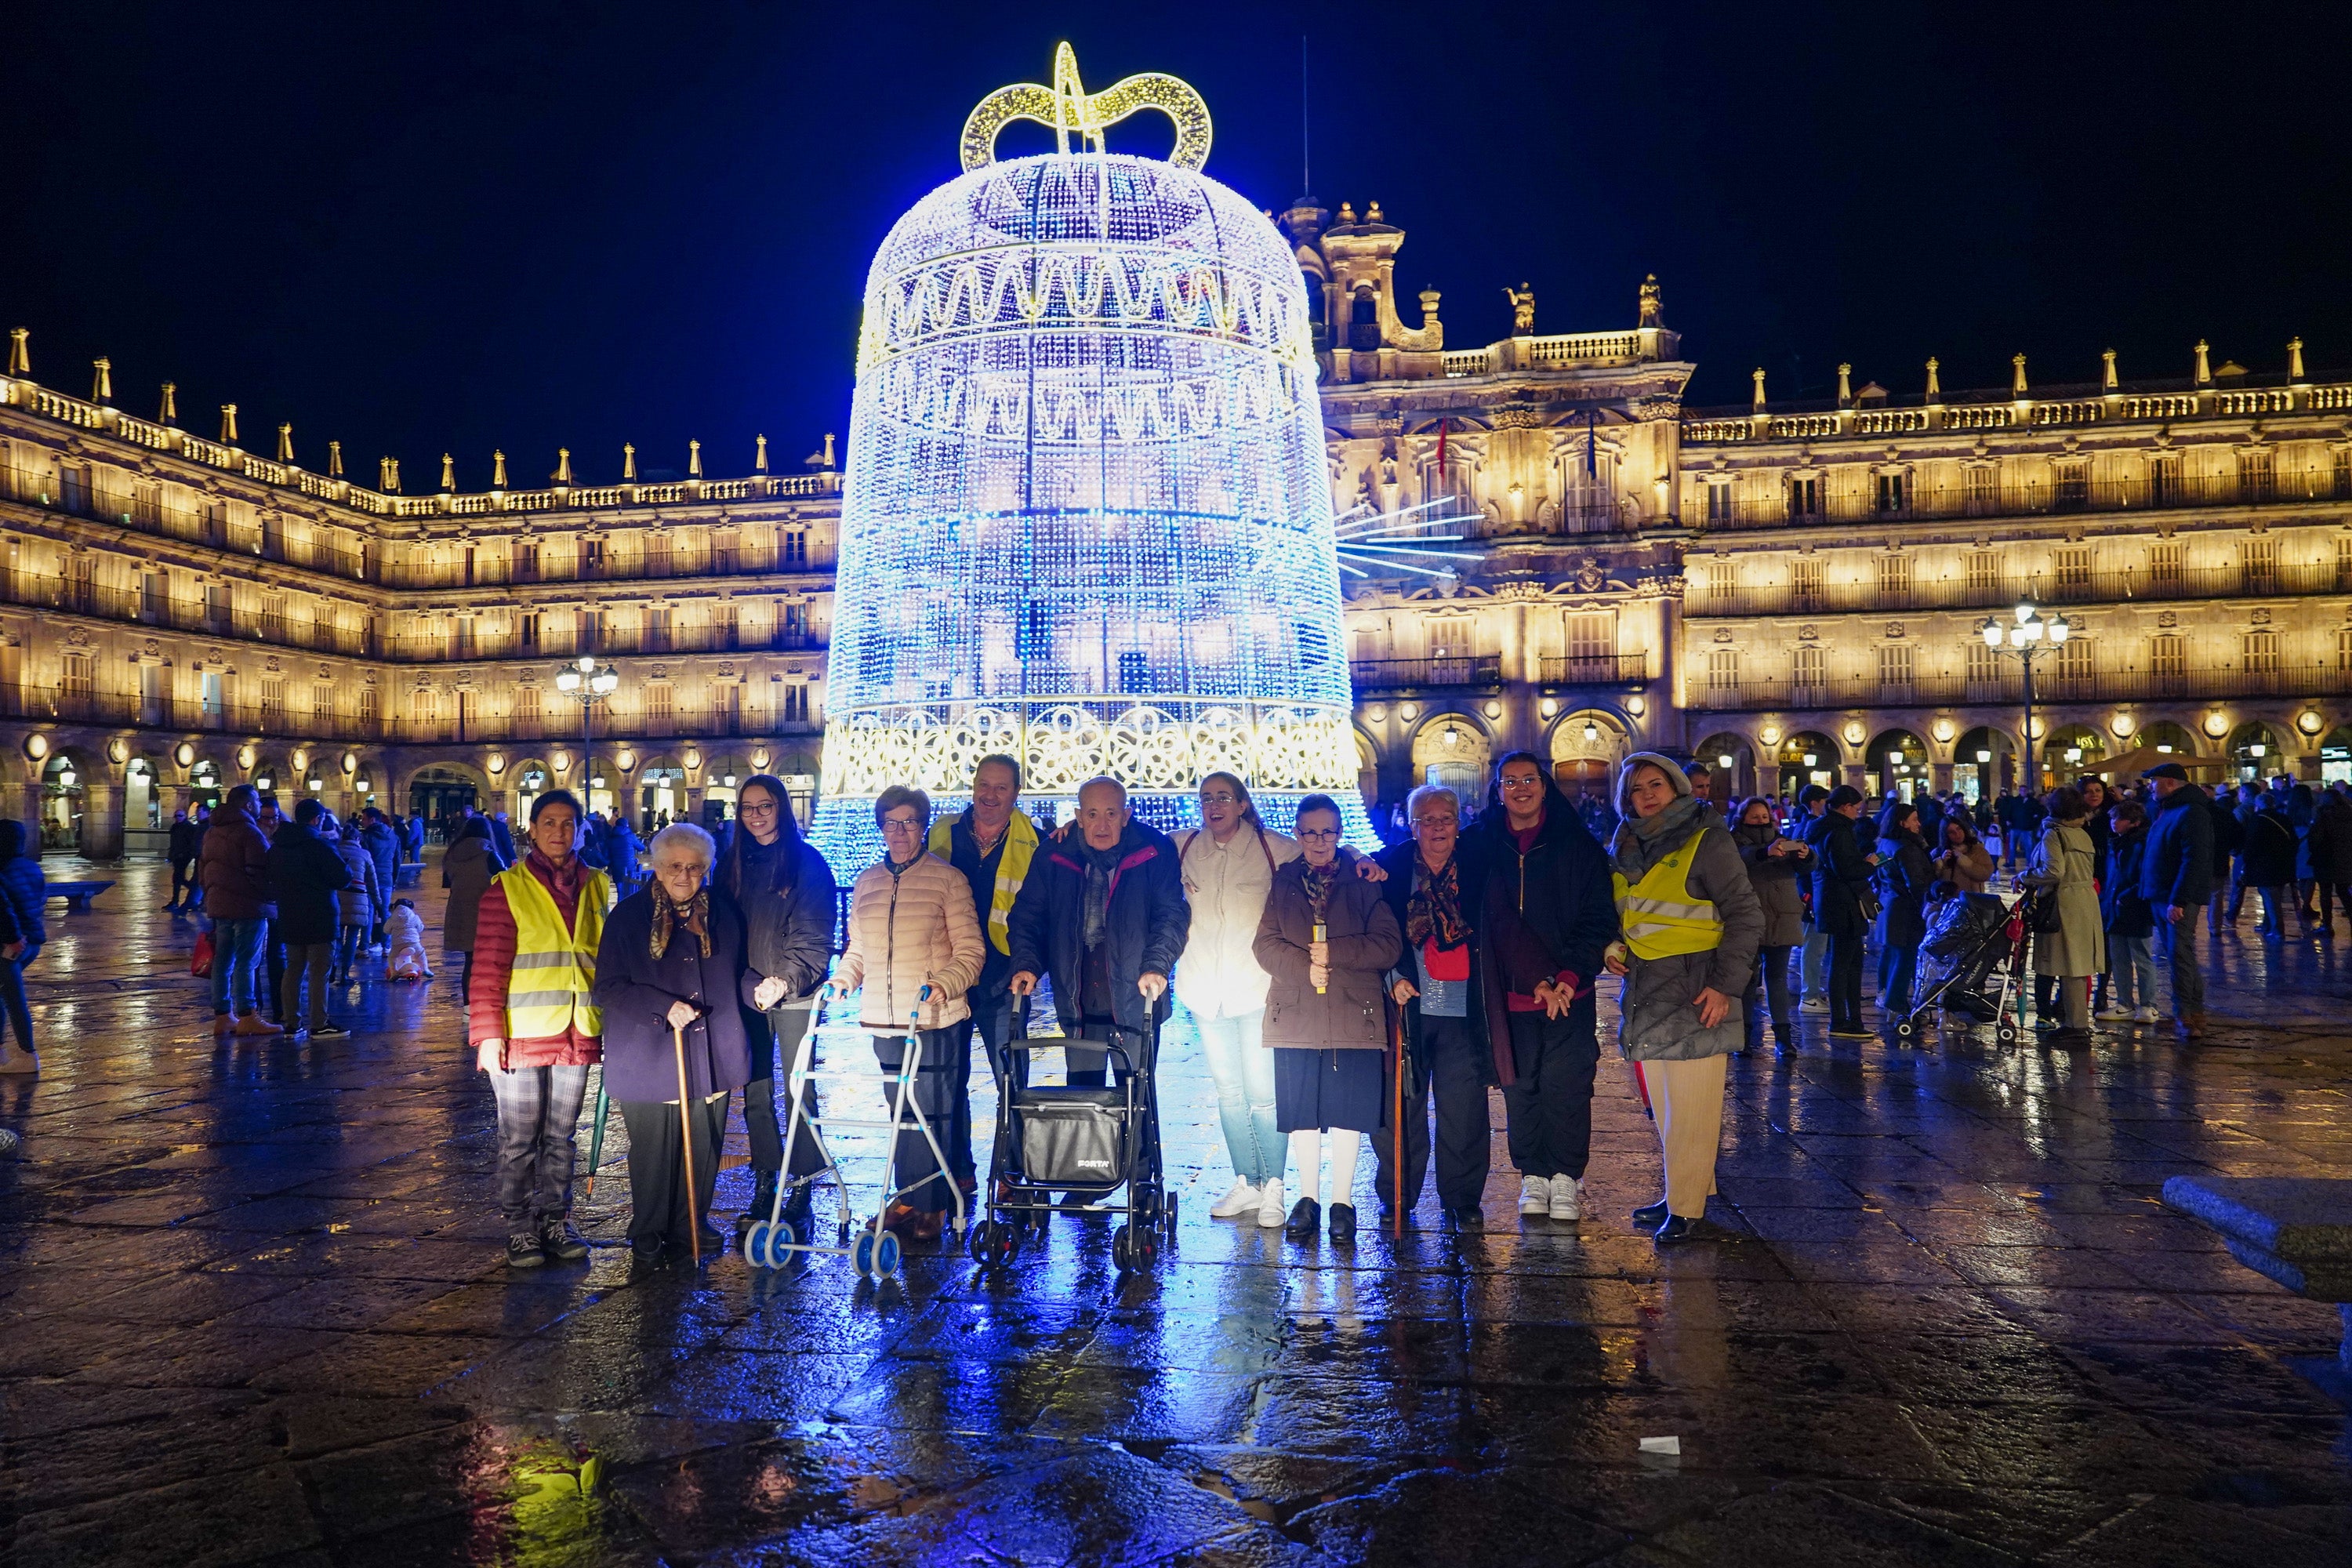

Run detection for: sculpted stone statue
[[1504, 282, 1535, 335]]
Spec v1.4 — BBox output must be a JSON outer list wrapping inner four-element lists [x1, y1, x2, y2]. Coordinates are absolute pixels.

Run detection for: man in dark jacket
[[1007, 776, 1189, 1096], [1460, 751, 1620, 1222], [2310, 786, 2352, 937], [199, 786, 281, 1036], [1809, 786, 1881, 1038], [359, 808, 401, 939], [1372, 782, 1519, 1228], [267, 799, 353, 1039], [2140, 764, 2215, 1040], [165, 808, 201, 911], [930, 755, 1037, 1196]]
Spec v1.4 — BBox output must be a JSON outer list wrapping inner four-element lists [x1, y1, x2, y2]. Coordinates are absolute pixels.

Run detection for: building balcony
[[1688, 662, 2338, 713], [1688, 467, 2352, 534], [1536, 653, 1649, 685], [1349, 655, 1503, 694], [1686, 558, 2352, 619]]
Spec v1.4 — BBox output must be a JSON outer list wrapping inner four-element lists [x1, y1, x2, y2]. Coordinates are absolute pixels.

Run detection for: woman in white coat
[[1171, 773, 1299, 1223]]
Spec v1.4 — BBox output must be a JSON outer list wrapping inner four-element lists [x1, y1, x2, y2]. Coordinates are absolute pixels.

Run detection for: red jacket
[[467, 851, 604, 1069]]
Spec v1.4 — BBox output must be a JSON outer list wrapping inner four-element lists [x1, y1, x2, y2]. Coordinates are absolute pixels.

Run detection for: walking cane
[[672, 1020, 701, 1267], [1391, 1007, 1406, 1238], [581, 1065, 610, 1200]]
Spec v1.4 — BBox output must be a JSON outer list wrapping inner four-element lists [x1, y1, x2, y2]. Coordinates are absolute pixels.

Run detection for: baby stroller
[[967, 999, 1173, 1276], [1898, 884, 2050, 1047]]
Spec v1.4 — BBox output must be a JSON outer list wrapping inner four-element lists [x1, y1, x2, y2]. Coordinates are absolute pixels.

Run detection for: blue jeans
[[1196, 1007, 1279, 1185], [2111, 934, 2158, 1011], [1800, 930, 1828, 996], [209, 917, 267, 1017]]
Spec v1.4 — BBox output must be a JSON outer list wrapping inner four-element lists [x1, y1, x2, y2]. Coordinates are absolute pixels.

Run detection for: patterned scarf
[[1405, 853, 1470, 950], [649, 884, 711, 960], [1300, 857, 1341, 924]]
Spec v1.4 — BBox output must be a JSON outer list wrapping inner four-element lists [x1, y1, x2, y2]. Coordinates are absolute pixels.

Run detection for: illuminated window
[[2053, 459, 2089, 510], [645, 532, 672, 578], [514, 684, 541, 735], [520, 612, 539, 652], [1704, 560, 1737, 607], [1706, 648, 1739, 695], [645, 683, 674, 733], [2056, 635, 2092, 685], [1874, 470, 1906, 514], [2147, 542, 2182, 590], [2238, 448, 2274, 503], [260, 679, 286, 729], [1790, 557, 1824, 610], [1704, 481, 1733, 523], [2243, 630, 2279, 673], [2240, 536, 2278, 594], [2053, 546, 2092, 600], [357, 684, 379, 728], [782, 681, 810, 724], [1965, 550, 2002, 597], [1791, 644, 1824, 698], [1966, 641, 2001, 691], [782, 528, 808, 569], [2150, 634, 2187, 695], [1964, 464, 1999, 515], [1876, 643, 1913, 696], [583, 537, 605, 575], [2339, 627, 2352, 673], [2147, 456, 2180, 506], [1875, 554, 1912, 600]]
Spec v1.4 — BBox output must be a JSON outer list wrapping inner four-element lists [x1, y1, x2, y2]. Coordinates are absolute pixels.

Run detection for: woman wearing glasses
[[1170, 772, 1303, 1227], [1253, 794, 1403, 1243], [826, 786, 986, 1243]]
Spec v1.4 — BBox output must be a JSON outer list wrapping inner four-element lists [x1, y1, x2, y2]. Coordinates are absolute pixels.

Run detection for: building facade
[[5, 205, 2347, 855]]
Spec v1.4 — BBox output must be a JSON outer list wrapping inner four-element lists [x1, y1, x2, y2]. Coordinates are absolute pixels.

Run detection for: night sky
[[9, 2, 2348, 488]]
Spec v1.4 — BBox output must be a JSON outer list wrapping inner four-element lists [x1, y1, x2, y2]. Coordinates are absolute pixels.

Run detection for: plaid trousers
[[488, 1063, 591, 1226]]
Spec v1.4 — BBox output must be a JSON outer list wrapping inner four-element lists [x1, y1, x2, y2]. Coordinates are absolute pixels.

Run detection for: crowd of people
[[114, 750, 2350, 1272]]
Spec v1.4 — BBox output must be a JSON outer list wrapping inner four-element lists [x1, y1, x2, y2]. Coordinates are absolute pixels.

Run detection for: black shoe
[[506, 1231, 547, 1269], [738, 1172, 781, 1239], [1283, 1196, 1321, 1241], [1444, 1205, 1484, 1230], [1828, 1025, 1874, 1040], [1058, 1191, 1100, 1217], [628, 1243, 666, 1275], [540, 1217, 590, 1260], [1655, 1215, 1733, 1246], [1632, 1198, 1670, 1229], [1327, 1203, 1356, 1243], [310, 1022, 350, 1038], [782, 1182, 815, 1226]]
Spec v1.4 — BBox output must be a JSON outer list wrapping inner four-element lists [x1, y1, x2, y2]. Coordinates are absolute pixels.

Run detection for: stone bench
[[45, 880, 114, 912], [2161, 1174, 2352, 1373]]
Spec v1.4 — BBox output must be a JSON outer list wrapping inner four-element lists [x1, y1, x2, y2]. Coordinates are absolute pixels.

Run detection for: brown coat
[[196, 802, 275, 921], [1935, 838, 1995, 895], [836, 851, 985, 1032], [1253, 858, 1403, 1051]]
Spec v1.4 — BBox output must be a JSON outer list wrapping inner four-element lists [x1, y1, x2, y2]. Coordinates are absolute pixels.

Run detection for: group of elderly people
[[465, 746, 1763, 1270]]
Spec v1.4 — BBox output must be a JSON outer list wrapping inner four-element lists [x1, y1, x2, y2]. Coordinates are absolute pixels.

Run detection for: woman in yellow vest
[[1602, 753, 1764, 1244]]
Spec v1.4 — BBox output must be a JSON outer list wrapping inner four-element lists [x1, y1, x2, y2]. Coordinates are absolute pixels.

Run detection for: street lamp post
[[1977, 601, 2071, 795], [554, 655, 621, 817]]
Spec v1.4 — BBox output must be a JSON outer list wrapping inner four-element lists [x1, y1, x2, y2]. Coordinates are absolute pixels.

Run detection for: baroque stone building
[[4, 201, 2347, 855]]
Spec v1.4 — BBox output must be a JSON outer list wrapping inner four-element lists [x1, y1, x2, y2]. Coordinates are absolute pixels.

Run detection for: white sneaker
[[1209, 1178, 1261, 1220], [2132, 1005, 2160, 1024], [2092, 1004, 2132, 1021], [1548, 1174, 1584, 1221], [1255, 1178, 1287, 1229], [1519, 1174, 1550, 1215], [1800, 996, 1829, 1014]]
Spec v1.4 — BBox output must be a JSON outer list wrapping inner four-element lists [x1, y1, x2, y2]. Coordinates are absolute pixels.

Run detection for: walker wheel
[[851, 1228, 879, 1278], [874, 1230, 902, 1276], [970, 1220, 1020, 1271], [1893, 1018, 1917, 1044], [741, 1221, 772, 1269], [1994, 1023, 2020, 1046], [1111, 1225, 1136, 1273]]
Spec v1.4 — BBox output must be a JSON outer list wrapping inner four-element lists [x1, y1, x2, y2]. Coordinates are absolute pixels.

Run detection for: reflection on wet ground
[[3, 855, 2349, 1565]]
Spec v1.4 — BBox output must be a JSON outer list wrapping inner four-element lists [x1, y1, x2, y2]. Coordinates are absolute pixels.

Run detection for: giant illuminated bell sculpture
[[814, 45, 1367, 847]]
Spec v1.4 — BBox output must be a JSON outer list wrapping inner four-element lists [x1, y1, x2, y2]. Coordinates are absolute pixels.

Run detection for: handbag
[[190, 929, 215, 978]]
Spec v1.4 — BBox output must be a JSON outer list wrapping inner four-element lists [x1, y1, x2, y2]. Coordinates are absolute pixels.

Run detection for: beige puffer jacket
[[835, 851, 985, 1032]]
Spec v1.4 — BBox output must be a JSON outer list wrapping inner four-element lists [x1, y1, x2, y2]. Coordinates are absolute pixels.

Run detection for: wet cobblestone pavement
[[4, 855, 2350, 1566]]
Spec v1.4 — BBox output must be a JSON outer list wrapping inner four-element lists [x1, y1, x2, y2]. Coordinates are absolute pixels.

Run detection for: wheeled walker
[[742, 986, 966, 1283], [967, 1001, 1172, 1276]]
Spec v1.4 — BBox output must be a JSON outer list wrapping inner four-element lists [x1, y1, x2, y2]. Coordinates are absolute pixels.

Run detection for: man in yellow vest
[[468, 789, 613, 1269], [927, 753, 1037, 1203], [1601, 753, 1764, 1244]]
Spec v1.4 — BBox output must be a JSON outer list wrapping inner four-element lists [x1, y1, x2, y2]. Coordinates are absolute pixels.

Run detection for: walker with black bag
[[968, 996, 1173, 1276], [1898, 882, 2051, 1047], [740, 985, 964, 1284]]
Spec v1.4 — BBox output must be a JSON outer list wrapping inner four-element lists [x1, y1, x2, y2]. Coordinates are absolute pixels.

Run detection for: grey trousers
[[489, 1063, 591, 1227]]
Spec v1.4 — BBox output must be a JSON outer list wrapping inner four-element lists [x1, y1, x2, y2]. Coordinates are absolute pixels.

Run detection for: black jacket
[[168, 818, 202, 864], [1006, 820, 1189, 1040], [1459, 794, 1618, 996], [1874, 827, 1934, 947], [720, 833, 838, 1079], [1809, 811, 1877, 938], [2307, 798, 2352, 884], [2140, 784, 2216, 909], [265, 821, 354, 946], [2103, 829, 2155, 938], [1373, 838, 1508, 1089], [2241, 809, 2299, 887]]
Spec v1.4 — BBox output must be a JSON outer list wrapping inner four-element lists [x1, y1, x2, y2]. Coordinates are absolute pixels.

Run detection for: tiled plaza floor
[[2, 855, 2349, 1566]]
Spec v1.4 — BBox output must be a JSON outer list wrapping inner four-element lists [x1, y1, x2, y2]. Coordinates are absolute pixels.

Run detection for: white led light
[[814, 103, 1363, 857]]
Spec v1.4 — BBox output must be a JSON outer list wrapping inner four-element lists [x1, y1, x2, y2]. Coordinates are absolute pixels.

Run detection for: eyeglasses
[[1411, 812, 1457, 827], [738, 797, 778, 815], [1199, 790, 1238, 805], [879, 816, 923, 834], [1298, 827, 1343, 840]]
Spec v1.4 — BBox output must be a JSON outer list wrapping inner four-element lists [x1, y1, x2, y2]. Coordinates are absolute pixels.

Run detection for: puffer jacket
[[2029, 822, 2107, 978], [1253, 858, 1403, 1051], [1610, 804, 1765, 1062], [835, 851, 985, 1032], [198, 801, 275, 921], [1732, 819, 1807, 948], [440, 832, 500, 952], [333, 837, 382, 926]]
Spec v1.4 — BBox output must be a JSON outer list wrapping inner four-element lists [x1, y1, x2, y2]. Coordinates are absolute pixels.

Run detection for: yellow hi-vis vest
[[498, 863, 611, 1039], [1611, 834, 1726, 960]]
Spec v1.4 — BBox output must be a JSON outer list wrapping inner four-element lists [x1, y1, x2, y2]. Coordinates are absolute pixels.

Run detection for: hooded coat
[[1731, 818, 1808, 949], [1006, 818, 1190, 1040], [198, 798, 276, 922], [1607, 754, 1765, 1062]]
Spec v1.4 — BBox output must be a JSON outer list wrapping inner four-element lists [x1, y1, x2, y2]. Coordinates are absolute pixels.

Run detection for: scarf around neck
[[1299, 856, 1341, 924], [650, 884, 711, 960], [1610, 793, 1709, 882], [1080, 837, 1124, 949], [1406, 852, 1470, 951]]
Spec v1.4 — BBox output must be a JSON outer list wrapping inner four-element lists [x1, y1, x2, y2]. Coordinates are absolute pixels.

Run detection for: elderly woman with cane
[[593, 822, 776, 1269], [1603, 753, 1763, 1245]]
